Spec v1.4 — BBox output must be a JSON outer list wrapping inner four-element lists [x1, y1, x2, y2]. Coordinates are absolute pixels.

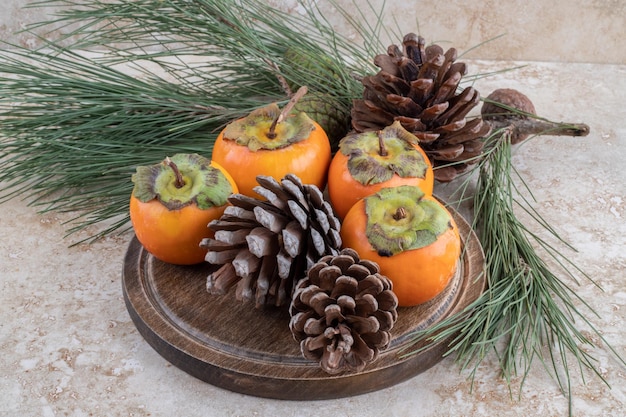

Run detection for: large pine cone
[[289, 248, 398, 374], [200, 174, 342, 308], [351, 33, 491, 182]]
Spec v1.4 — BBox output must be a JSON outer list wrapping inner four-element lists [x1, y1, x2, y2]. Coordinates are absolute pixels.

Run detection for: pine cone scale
[[206, 264, 239, 295], [432, 71, 462, 105], [393, 116, 430, 136], [205, 247, 242, 264], [246, 227, 276, 257], [420, 102, 449, 122], [443, 119, 490, 144], [384, 94, 417, 116], [428, 144, 464, 160], [408, 78, 433, 104], [434, 119, 467, 134], [438, 87, 481, 125]]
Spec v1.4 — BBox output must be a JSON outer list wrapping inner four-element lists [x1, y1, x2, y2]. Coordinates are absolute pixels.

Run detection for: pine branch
[[403, 131, 625, 413], [0, 0, 379, 242]]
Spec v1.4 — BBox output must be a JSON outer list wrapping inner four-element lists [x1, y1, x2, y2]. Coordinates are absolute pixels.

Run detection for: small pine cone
[[282, 47, 352, 149], [351, 33, 491, 182], [293, 92, 352, 151], [200, 174, 342, 308], [289, 248, 399, 374]]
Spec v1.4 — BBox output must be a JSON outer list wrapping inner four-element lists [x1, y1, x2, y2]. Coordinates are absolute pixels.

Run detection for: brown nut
[[481, 88, 537, 144]]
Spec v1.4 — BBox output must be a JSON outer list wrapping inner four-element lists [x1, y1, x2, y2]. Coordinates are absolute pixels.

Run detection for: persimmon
[[340, 185, 460, 307], [211, 90, 331, 198], [327, 121, 434, 219], [129, 154, 237, 265]]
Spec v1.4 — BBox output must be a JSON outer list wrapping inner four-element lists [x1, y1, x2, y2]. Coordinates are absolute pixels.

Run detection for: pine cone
[[289, 248, 399, 374], [200, 174, 342, 308], [351, 33, 491, 182], [282, 47, 352, 149], [293, 92, 351, 151]]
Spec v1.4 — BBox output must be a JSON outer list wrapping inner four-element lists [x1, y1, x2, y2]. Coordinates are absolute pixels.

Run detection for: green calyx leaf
[[340, 121, 429, 185], [364, 185, 453, 256], [131, 153, 233, 210], [222, 103, 315, 151]]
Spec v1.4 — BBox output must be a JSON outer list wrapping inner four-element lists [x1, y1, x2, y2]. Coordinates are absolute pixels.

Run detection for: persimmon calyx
[[131, 153, 233, 210], [364, 185, 453, 256], [222, 102, 315, 151], [339, 120, 429, 185]]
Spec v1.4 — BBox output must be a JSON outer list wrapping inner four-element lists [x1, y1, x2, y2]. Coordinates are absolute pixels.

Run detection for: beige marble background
[[2, 1, 626, 417], [1, 0, 625, 64]]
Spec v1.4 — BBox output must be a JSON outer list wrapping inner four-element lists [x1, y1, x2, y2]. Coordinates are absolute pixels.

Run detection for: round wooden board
[[122, 206, 485, 400]]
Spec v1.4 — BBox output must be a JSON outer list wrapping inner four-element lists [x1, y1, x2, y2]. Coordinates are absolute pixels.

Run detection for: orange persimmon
[[129, 154, 237, 265], [340, 185, 460, 307], [327, 121, 434, 219], [211, 100, 331, 198]]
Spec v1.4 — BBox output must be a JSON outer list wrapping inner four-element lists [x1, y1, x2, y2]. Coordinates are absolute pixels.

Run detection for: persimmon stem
[[267, 86, 308, 139], [393, 207, 407, 221], [377, 131, 388, 157], [164, 157, 185, 188]]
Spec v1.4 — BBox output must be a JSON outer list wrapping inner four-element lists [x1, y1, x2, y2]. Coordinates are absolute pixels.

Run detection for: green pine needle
[[0, 0, 380, 243], [403, 131, 626, 414]]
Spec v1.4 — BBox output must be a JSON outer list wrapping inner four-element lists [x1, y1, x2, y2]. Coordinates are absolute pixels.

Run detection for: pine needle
[[0, 0, 378, 243], [403, 131, 626, 415]]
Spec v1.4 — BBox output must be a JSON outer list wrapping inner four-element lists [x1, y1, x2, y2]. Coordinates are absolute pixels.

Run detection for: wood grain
[[122, 206, 485, 400]]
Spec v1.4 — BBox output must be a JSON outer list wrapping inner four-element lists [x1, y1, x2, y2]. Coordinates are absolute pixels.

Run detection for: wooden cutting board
[[122, 206, 485, 400]]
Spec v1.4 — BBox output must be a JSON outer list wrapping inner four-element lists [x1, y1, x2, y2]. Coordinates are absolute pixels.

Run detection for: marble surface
[[1, 60, 625, 416], [3, 0, 625, 64]]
